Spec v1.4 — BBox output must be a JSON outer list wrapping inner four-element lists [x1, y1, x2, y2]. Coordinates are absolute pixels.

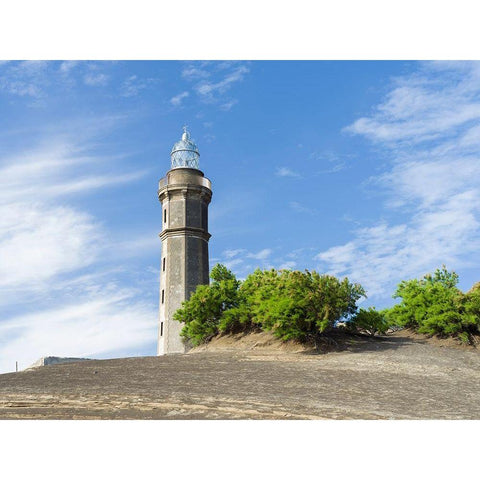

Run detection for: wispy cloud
[[223, 258, 244, 270], [216, 247, 314, 279], [181, 62, 250, 110], [170, 91, 189, 106], [84, 72, 109, 86], [317, 162, 347, 174], [203, 133, 216, 143], [0, 140, 146, 205], [278, 261, 296, 270], [0, 61, 146, 103], [220, 100, 238, 111], [289, 201, 318, 215], [276, 166, 301, 178], [0, 287, 156, 373], [0, 60, 49, 98], [195, 65, 249, 98], [317, 190, 480, 298], [247, 248, 273, 260], [0, 202, 102, 292], [0, 119, 155, 372], [120, 75, 150, 97], [0, 136, 146, 296], [59, 61, 79, 74], [223, 248, 246, 258], [275, 152, 349, 178], [317, 61, 480, 300], [344, 62, 480, 144], [181, 65, 210, 80], [310, 151, 350, 174]]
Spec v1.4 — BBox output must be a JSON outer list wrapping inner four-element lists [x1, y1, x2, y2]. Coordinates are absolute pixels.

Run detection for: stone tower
[[157, 127, 212, 355]]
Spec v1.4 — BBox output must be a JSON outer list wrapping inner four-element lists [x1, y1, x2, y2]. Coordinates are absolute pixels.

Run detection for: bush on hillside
[[349, 307, 390, 336], [241, 269, 365, 342], [173, 264, 241, 346], [385, 266, 480, 343], [174, 265, 366, 346]]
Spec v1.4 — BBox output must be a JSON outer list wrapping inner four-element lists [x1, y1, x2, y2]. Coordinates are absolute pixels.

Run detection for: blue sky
[[1, 60, 480, 373]]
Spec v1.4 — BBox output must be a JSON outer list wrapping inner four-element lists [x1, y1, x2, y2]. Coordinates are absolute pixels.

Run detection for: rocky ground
[[0, 331, 479, 419]]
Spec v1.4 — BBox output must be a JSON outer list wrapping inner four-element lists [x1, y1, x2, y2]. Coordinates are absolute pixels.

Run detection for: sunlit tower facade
[[157, 127, 212, 355]]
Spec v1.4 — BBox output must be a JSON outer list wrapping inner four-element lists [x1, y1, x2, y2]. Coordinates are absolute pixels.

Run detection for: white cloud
[[317, 162, 346, 174], [181, 65, 210, 80], [217, 248, 308, 278], [215, 247, 274, 277], [120, 75, 149, 97], [286, 247, 313, 259], [220, 100, 238, 111], [276, 166, 300, 177], [459, 123, 480, 148], [170, 91, 189, 106], [309, 151, 351, 175], [278, 261, 296, 270], [196, 65, 249, 98], [0, 122, 155, 373], [84, 72, 109, 86], [182, 62, 250, 110], [0, 202, 101, 291], [377, 155, 480, 208], [247, 248, 273, 260], [317, 190, 480, 297], [317, 61, 480, 300], [59, 61, 78, 74], [344, 62, 480, 144], [0, 288, 156, 373], [0, 60, 49, 98], [223, 248, 246, 258], [0, 61, 128, 102], [0, 140, 120, 294], [224, 258, 244, 269], [0, 140, 146, 205], [204, 133, 216, 143]]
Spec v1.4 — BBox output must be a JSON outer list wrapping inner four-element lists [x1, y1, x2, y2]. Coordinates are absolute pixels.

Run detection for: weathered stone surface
[[1, 334, 479, 419], [157, 167, 212, 355]]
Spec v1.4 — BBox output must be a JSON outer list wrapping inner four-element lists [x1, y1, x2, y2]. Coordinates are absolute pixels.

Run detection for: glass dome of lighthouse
[[170, 126, 200, 170]]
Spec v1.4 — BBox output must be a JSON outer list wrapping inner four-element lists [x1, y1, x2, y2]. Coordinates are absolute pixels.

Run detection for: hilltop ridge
[[0, 331, 479, 420]]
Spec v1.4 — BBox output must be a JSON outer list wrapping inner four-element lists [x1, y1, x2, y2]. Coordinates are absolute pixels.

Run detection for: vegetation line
[[174, 265, 480, 347]]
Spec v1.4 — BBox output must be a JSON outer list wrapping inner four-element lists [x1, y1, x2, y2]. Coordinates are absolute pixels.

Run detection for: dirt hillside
[[0, 331, 478, 419]]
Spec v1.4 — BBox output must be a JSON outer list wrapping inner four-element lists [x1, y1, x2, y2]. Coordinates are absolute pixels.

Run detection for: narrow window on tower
[[161, 289, 165, 304], [164, 208, 167, 224], [160, 322, 164, 337], [162, 257, 166, 272]]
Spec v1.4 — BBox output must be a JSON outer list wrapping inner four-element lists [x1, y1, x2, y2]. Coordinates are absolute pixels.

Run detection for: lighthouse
[[157, 127, 213, 355]]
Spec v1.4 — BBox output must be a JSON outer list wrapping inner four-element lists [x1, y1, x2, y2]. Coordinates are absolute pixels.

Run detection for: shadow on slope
[[190, 330, 414, 356]]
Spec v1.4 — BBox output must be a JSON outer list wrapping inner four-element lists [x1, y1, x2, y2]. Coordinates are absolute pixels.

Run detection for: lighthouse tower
[[157, 127, 212, 355]]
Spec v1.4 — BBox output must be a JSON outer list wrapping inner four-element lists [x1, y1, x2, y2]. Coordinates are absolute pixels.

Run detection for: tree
[[257, 270, 365, 342], [175, 265, 366, 346], [350, 307, 390, 336], [386, 266, 479, 342], [173, 264, 241, 346]]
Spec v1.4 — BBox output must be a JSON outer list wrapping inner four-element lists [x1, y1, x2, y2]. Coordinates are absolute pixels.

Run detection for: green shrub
[[350, 307, 390, 336], [386, 266, 480, 341], [174, 264, 241, 346], [218, 304, 254, 334], [175, 265, 365, 345], [175, 263, 480, 346], [257, 270, 365, 342]]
